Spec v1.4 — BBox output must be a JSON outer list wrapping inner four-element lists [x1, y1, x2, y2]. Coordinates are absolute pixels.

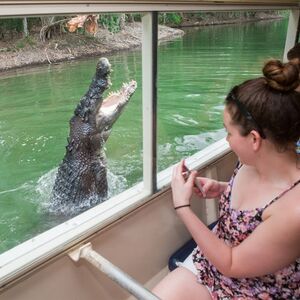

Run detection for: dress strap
[[234, 160, 243, 170], [263, 178, 300, 210], [229, 161, 242, 187]]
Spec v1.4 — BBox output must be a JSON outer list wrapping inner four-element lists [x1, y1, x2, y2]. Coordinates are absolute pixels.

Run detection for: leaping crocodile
[[51, 57, 137, 213]]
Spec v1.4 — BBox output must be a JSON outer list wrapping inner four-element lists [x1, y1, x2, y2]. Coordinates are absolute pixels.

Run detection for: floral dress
[[192, 166, 300, 299]]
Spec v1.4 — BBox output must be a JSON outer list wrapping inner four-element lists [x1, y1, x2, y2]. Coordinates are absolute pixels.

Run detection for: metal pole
[[142, 12, 158, 195], [69, 243, 160, 300], [283, 9, 300, 62]]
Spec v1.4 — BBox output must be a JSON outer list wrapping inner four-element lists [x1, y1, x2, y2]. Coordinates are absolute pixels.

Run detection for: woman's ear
[[249, 130, 262, 151]]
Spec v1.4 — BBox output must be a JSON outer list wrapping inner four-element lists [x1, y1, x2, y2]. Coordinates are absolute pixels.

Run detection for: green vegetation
[[0, 11, 286, 41], [99, 14, 124, 33], [0, 18, 23, 32], [0, 17, 40, 34], [15, 36, 36, 49], [159, 13, 183, 26]]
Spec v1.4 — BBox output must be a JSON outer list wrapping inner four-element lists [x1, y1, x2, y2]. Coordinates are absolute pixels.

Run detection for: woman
[[153, 59, 300, 299]]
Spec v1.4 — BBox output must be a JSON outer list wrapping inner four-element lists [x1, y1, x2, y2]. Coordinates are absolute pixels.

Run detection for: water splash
[[35, 167, 128, 216]]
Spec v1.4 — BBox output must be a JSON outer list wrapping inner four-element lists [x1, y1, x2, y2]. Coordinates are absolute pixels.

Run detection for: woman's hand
[[171, 160, 197, 208], [194, 177, 225, 199]]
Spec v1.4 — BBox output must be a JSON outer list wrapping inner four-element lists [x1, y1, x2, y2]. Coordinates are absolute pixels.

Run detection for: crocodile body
[[51, 58, 137, 212]]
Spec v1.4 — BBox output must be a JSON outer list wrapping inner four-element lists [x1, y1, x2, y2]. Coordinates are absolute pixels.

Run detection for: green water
[[0, 19, 287, 253]]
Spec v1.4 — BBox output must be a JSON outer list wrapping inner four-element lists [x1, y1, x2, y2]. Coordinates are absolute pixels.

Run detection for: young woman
[[153, 59, 300, 299]]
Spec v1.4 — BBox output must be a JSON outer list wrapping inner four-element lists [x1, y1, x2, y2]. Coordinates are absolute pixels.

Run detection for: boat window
[[0, 14, 145, 253], [0, 9, 291, 255], [156, 10, 288, 172]]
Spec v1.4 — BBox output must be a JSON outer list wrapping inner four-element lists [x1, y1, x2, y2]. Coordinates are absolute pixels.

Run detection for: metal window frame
[[283, 9, 300, 61], [0, 1, 300, 17], [0, 1, 299, 289], [142, 12, 158, 194]]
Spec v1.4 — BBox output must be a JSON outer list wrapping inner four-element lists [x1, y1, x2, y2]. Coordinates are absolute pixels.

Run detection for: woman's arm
[[177, 206, 300, 278], [172, 161, 300, 278]]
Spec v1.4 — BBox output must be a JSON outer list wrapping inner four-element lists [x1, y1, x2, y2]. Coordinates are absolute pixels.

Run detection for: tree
[[23, 17, 29, 37]]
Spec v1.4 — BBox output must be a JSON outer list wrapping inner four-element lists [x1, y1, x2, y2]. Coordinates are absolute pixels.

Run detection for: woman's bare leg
[[152, 267, 212, 300]]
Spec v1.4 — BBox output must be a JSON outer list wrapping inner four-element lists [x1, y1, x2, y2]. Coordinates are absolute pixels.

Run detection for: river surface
[[0, 19, 288, 253]]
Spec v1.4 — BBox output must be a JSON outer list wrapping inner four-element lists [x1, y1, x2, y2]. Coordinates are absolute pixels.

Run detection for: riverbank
[[0, 12, 283, 72], [0, 23, 184, 71]]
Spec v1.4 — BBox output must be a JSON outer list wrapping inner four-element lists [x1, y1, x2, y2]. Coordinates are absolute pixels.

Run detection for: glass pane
[[0, 11, 289, 254], [0, 16, 143, 253], [157, 13, 288, 172]]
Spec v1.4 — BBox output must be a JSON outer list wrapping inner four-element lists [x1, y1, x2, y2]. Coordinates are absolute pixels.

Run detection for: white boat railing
[[68, 243, 161, 300]]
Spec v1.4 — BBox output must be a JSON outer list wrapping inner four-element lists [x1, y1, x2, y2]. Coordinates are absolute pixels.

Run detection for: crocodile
[[50, 57, 137, 213]]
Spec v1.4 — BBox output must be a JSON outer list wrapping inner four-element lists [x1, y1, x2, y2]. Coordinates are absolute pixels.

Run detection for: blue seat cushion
[[168, 220, 218, 271]]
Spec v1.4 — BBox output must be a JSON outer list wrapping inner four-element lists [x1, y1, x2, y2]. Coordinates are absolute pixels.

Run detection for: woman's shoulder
[[273, 203, 300, 251], [265, 186, 300, 226], [280, 194, 300, 222], [262, 194, 300, 257]]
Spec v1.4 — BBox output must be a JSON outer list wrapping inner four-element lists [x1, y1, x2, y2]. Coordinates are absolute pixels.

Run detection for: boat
[[0, 1, 299, 299]]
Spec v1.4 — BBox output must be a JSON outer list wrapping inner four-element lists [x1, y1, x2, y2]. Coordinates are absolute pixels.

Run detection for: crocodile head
[[96, 80, 137, 140]]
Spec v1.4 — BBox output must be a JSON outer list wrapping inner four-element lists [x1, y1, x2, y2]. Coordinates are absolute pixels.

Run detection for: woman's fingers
[[194, 177, 206, 197], [187, 170, 197, 186]]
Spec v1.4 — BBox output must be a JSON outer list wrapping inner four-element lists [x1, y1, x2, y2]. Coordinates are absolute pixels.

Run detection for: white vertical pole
[[283, 9, 300, 62], [142, 12, 158, 194]]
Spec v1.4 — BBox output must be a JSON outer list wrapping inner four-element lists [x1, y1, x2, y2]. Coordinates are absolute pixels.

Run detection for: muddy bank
[[0, 23, 184, 71], [0, 12, 283, 72]]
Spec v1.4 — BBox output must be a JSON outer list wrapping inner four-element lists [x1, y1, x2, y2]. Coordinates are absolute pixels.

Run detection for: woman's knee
[[152, 267, 211, 300]]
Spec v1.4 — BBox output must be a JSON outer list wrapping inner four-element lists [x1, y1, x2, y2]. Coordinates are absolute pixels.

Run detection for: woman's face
[[223, 106, 252, 164]]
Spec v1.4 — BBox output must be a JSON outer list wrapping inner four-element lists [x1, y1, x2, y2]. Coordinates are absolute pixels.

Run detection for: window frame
[[0, 0, 299, 288]]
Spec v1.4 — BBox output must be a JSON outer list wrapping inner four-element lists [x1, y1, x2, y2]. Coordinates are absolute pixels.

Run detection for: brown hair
[[225, 59, 300, 151]]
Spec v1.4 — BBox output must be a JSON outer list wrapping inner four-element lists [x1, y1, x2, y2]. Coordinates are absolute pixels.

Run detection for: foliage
[[126, 13, 142, 22], [0, 17, 41, 33], [0, 18, 23, 32], [277, 10, 289, 18], [159, 13, 183, 25], [15, 36, 35, 49], [27, 17, 41, 29], [99, 14, 123, 33], [187, 11, 283, 21]]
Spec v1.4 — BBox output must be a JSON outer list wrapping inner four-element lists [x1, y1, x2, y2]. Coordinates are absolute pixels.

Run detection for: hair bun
[[262, 59, 299, 92]]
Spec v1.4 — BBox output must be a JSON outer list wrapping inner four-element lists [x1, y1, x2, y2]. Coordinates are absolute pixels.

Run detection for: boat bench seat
[[168, 220, 218, 273]]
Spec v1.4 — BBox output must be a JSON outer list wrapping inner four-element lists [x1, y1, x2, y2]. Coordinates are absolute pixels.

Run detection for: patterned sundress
[[192, 166, 300, 299]]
